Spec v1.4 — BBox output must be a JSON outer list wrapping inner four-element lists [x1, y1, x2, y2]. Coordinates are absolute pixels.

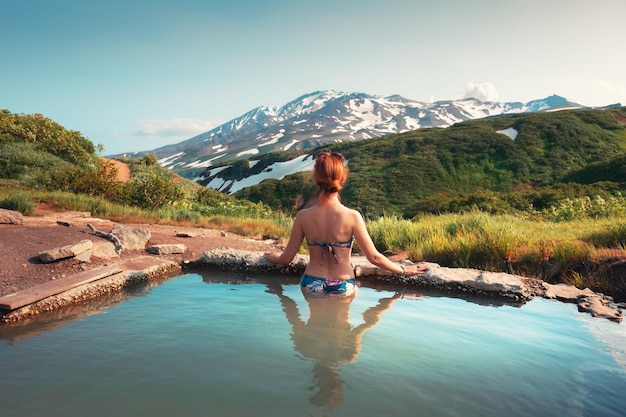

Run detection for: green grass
[[366, 211, 626, 296], [0, 192, 35, 215], [0, 186, 291, 238]]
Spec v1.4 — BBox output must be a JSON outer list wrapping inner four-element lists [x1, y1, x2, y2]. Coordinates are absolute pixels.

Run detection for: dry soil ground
[[0, 207, 282, 297]]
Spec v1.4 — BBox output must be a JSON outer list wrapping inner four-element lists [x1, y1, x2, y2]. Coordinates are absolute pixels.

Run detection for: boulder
[[146, 244, 187, 255], [74, 248, 93, 262], [91, 240, 120, 259], [578, 294, 623, 322], [543, 282, 595, 301], [38, 239, 93, 263], [111, 225, 151, 251], [0, 208, 24, 225]]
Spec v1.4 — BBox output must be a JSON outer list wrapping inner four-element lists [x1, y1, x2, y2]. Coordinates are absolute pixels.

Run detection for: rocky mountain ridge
[[125, 90, 597, 175]]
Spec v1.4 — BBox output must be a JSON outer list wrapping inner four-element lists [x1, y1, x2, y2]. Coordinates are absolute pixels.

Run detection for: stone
[[417, 265, 529, 295], [543, 282, 595, 301], [38, 239, 93, 263], [74, 248, 93, 262], [146, 244, 187, 255], [0, 208, 24, 225], [578, 294, 623, 322], [200, 247, 308, 273], [91, 240, 120, 259], [111, 225, 151, 251]]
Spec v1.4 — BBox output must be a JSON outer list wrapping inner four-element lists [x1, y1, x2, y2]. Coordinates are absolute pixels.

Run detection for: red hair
[[313, 152, 348, 195]]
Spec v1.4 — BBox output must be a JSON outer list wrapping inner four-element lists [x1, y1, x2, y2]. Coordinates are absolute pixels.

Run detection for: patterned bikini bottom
[[300, 274, 357, 297]]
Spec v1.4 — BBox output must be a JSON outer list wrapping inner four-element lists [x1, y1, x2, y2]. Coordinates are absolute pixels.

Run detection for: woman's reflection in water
[[267, 282, 411, 408]]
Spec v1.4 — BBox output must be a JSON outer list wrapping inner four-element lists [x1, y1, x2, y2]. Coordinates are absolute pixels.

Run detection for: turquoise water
[[1, 271, 625, 417]]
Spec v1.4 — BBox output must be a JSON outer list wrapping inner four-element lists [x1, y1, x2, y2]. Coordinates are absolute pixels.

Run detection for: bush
[[195, 187, 232, 206], [49, 158, 125, 202], [123, 167, 184, 209], [542, 194, 626, 221]]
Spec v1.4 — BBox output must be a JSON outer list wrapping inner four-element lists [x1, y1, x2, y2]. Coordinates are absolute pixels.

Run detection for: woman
[[264, 151, 427, 296]]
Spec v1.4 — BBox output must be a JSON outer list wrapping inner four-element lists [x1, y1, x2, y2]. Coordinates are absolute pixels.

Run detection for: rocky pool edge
[[1, 247, 623, 324]]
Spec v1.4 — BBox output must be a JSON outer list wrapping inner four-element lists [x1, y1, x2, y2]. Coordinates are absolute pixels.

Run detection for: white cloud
[[135, 118, 220, 138], [464, 82, 499, 102]]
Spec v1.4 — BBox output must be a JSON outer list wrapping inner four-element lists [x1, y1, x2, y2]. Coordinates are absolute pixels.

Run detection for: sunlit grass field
[[367, 212, 625, 290]]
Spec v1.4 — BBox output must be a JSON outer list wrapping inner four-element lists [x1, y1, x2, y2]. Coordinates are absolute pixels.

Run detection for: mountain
[[232, 107, 626, 218], [123, 90, 593, 176]]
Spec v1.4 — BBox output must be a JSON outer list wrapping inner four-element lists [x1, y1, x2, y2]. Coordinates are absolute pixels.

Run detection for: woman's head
[[313, 152, 348, 195]]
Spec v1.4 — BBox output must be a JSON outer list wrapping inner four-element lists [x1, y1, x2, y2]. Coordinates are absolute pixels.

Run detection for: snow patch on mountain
[[497, 127, 519, 140], [158, 152, 184, 165], [237, 148, 259, 157], [284, 139, 299, 150], [203, 154, 316, 195]]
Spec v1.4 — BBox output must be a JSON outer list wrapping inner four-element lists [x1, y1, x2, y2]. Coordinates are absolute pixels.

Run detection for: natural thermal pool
[[1, 271, 625, 417]]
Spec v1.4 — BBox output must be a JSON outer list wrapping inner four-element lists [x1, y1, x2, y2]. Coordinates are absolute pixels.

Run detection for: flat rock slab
[[0, 265, 122, 311], [0, 255, 181, 322], [356, 261, 530, 298], [92, 240, 120, 259], [146, 244, 187, 255], [117, 255, 178, 272], [543, 282, 596, 301], [578, 295, 623, 322], [38, 239, 93, 263]]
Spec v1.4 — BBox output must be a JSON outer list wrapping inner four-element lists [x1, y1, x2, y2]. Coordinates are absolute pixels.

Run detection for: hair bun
[[313, 152, 348, 195]]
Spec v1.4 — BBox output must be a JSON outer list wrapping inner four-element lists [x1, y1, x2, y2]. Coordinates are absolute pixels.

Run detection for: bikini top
[[306, 236, 355, 264]]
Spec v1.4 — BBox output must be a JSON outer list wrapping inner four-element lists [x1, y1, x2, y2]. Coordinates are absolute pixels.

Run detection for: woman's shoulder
[[296, 206, 314, 216], [344, 206, 363, 218], [294, 206, 316, 222]]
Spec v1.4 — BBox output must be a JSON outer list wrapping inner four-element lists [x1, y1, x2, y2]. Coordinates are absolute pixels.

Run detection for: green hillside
[[235, 107, 626, 218], [0, 109, 98, 184], [0, 109, 242, 213]]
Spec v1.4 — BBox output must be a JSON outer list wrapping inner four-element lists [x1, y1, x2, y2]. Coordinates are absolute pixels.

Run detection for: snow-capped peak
[[131, 90, 593, 175]]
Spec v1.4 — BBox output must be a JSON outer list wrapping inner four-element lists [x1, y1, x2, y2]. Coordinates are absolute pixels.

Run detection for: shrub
[[543, 194, 626, 221], [123, 168, 184, 209], [51, 158, 125, 202]]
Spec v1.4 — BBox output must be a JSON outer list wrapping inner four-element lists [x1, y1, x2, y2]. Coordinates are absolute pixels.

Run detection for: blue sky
[[2, 0, 625, 155]]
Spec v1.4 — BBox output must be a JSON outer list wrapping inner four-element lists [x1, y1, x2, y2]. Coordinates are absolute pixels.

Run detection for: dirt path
[[0, 209, 282, 297], [102, 158, 131, 182]]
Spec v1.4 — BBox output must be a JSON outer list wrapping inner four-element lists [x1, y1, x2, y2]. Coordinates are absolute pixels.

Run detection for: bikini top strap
[[306, 237, 354, 264]]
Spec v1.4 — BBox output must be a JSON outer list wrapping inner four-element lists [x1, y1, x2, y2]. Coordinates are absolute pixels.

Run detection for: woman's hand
[[403, 263, 429, 276], [264, 252, 281, 263]]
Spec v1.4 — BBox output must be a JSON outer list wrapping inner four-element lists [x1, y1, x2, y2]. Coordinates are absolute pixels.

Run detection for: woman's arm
[[264, 211, 306, 265], [352, 210, 427, 276]]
